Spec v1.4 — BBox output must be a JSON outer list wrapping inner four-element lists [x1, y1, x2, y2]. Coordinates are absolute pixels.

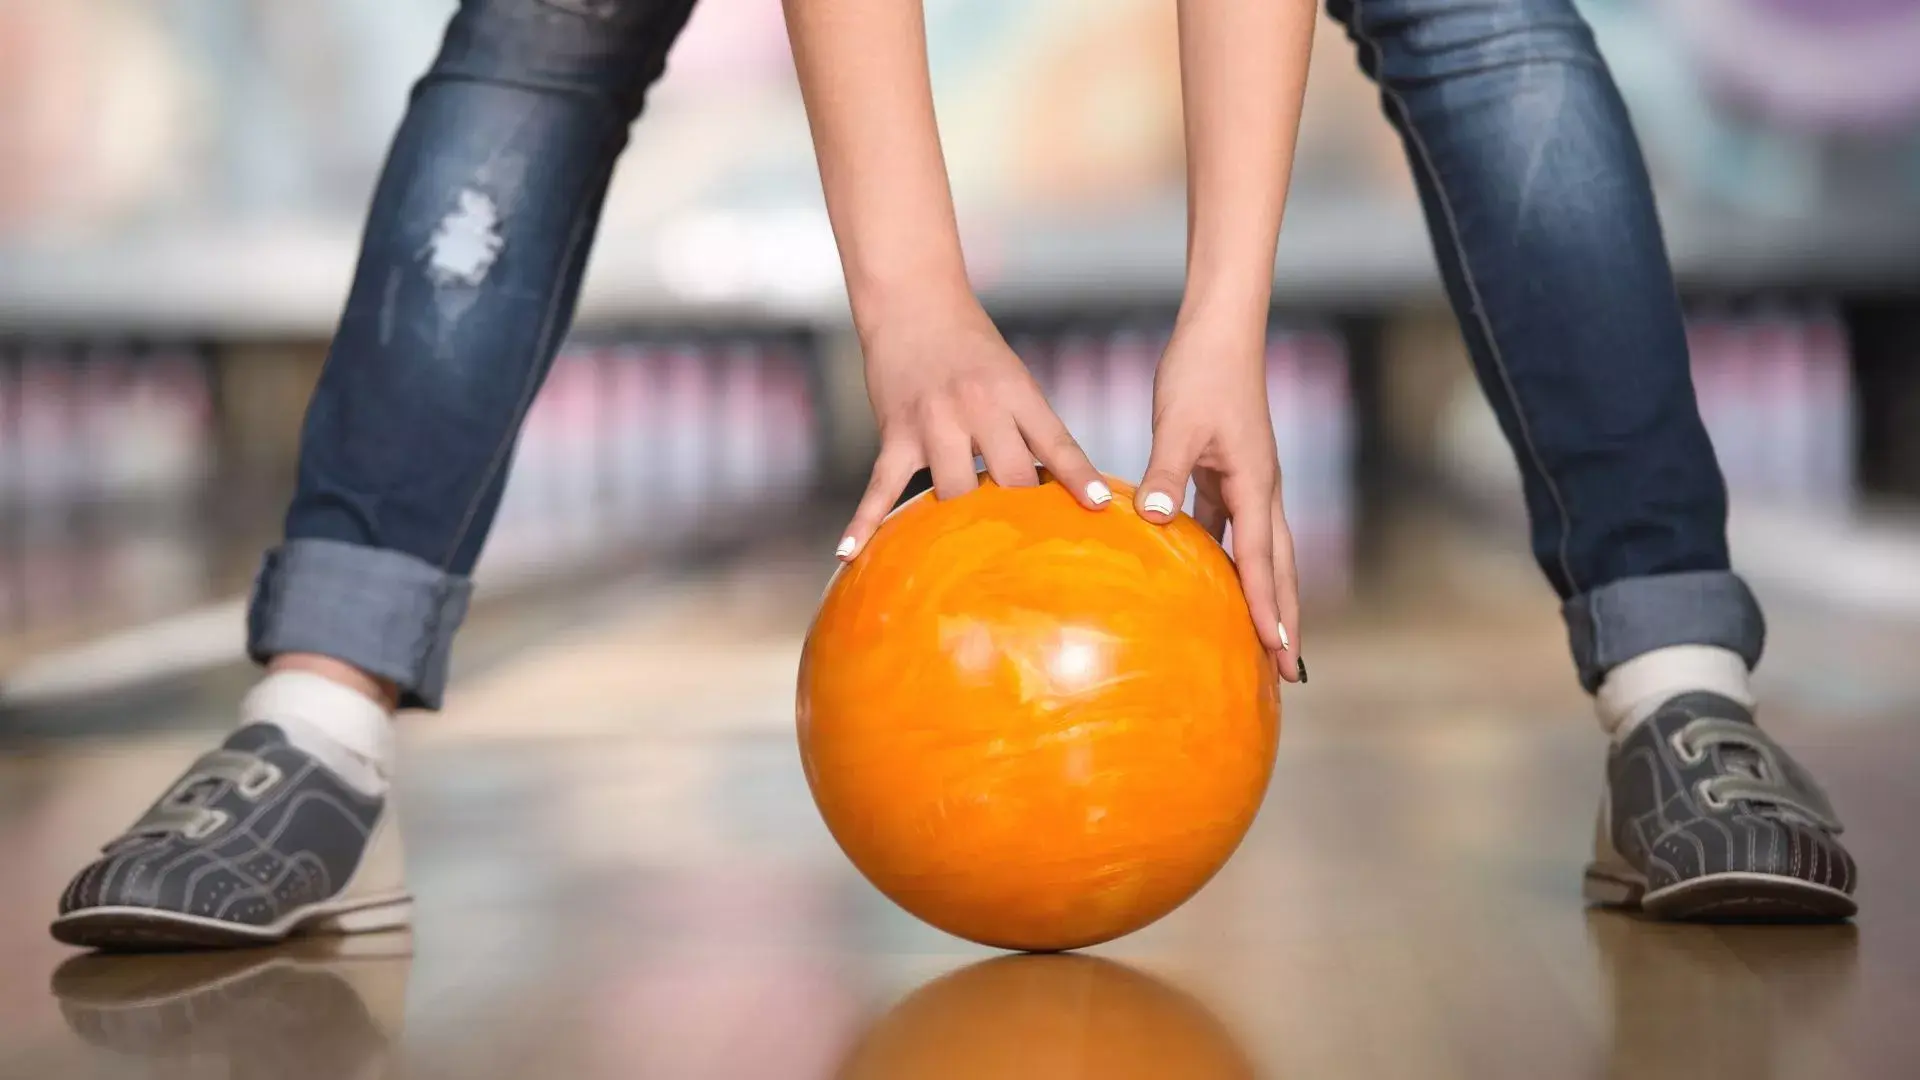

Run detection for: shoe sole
[[1584, 864, 1855, 922], [49, 892, 412, 952]]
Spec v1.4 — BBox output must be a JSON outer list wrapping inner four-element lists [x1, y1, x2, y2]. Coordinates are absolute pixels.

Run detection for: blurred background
[[0, 0, 1904, 664], [0, 0, 1916, 684], [0, 0, 1918, 676]]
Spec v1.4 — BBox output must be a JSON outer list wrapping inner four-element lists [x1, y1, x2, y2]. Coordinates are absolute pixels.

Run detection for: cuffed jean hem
[[246, 539, 475, 711], [1562, 570, 1766, 694]]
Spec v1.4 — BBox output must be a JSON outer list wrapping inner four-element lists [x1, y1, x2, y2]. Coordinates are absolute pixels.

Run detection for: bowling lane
[[4, 522, 1920, 1079]]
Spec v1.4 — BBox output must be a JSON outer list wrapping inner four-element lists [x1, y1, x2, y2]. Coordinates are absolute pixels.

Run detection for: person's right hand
[[838, 299, 1112, 560]]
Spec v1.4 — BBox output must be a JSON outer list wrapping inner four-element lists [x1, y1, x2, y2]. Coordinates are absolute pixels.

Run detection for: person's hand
[[838, 297, 1111, 560], [1137, 318, 1304, 683]]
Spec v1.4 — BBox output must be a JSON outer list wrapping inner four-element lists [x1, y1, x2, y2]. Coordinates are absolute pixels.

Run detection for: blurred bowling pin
[[17, 347, 76, 519], [662, 341, 711, 538], [1750, 304, 1805, 507], [1688, 309, 1742, 503], [1052, 331, 1105, 475], [607, 342, 660, 532], [548, 346, 605, 556], [715, 340, 766, 511], [1805, 302, 1856, 513], [765, 341, 818, 500], [1105, 326, 1159, 492]]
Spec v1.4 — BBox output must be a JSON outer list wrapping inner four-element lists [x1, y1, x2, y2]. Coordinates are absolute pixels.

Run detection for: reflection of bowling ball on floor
[[835, 955, 1257, 1080], [798, 474, 1280, 952]]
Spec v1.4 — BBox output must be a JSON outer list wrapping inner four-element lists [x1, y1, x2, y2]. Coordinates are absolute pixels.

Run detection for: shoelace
[[103, 750, 282, 853], [1675, 716, 1843, 833]]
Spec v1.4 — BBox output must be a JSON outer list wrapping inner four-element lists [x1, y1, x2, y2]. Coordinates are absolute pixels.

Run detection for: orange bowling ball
[[797, 473, 1280, 952]]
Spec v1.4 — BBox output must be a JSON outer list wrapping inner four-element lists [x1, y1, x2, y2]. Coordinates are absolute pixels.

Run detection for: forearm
[[782, 0, 972, 333], [1177, 0, 1319, 328]]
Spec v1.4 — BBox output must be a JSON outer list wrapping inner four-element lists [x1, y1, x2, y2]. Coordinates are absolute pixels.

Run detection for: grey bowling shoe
[[52, 723, 409, 950], [1586, 692, 1856, 921]]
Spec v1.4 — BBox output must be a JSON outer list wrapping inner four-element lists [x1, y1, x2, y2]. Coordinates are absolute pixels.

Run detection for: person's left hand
[[1135, 317, 1304, 684]]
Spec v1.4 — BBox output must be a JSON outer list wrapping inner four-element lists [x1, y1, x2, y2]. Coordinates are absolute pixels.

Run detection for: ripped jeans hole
[[423, 190, 505, 287]]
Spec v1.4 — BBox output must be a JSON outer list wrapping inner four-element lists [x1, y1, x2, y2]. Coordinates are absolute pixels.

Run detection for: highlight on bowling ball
[[797, 472, 1280, 952]]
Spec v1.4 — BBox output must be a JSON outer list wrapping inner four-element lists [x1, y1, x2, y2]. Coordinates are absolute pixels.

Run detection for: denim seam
[[435, 134, 615, 571], [1348, 0, 1583, 595]]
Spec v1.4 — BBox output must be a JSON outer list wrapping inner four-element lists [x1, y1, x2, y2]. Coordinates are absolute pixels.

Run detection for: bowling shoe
[[51, 724, 410, 950], [1585, 692, 1857, 920]]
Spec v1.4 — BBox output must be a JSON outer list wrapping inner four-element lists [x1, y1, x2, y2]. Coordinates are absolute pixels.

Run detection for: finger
[[923, 406, 982, 501], [1136, 428, 1201, 524], [1013, 395, 1110, 509], [838, 438, 924, 561], [1192, 485, 1229, 541], [1222, 474, 1286, 658], [1269, 493, 1305, 684], [973, 409, 1041, 490]]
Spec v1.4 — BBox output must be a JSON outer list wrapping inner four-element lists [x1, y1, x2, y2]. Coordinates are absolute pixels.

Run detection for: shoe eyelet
[[183, 809, 229, 840], [1694, 781, 1729, 812], [237, 763, 281, 800], [1670, 730, 1705, 765]]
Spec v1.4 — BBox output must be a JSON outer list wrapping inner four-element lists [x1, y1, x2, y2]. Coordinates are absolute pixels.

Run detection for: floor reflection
[[835, 954, 1257, 1080], [1589, 912, 1860, 1080], [49, 933, 411, 1080]]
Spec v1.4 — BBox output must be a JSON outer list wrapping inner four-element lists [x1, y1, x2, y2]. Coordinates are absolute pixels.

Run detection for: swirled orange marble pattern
[[798, 474, 1280, 952]]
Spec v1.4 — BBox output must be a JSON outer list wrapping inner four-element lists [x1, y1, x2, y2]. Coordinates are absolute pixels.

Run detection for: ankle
[[1595, 645, 1754, 739], [269, 654, 401, 712], [245, 670, 397, 796]]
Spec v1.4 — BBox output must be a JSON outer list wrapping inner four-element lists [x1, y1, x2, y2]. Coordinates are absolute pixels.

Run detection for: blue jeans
[[249, 0, 1763, 709], [1326, 0, 1763, 690], [247, 0, 696, 708]]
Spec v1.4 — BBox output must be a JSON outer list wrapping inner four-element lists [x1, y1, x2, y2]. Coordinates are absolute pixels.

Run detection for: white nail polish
[[1276, 620, 1292, 651], [1143, 492, 1175, 517], [1087, 481, 1113, 505], [836, 537, 857, 560]]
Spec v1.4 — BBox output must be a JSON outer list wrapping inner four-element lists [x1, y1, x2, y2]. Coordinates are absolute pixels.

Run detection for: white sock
[[1595, 645, 1755, 740], [241, 671, 396, 797]]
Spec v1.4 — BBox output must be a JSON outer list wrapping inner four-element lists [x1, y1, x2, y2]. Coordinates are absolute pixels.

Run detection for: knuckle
[[875, 435, 914, 464], [910, 394, 948, 426], [947, 371, 999, 411], [865, 461, 907, 496]]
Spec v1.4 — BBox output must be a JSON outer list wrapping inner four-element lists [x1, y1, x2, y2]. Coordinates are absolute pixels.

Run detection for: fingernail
[[1276, 620, 1292, 651], [836, 537, 857, 560], [1297, 655, 1308, 684], [1143, 492, 1175, 517], [1086, 480, 1113, 505]]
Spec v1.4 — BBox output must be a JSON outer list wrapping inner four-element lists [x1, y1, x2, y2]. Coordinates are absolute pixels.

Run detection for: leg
[[1327, 0, 1752, 673], [258, 0, 697, 711], [1328, 0, 1855, 919], [52, 0, 699, 951]]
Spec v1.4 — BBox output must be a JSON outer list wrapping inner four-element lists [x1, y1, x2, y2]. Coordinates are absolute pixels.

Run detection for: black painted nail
[[1297, 655, 1308, 684]]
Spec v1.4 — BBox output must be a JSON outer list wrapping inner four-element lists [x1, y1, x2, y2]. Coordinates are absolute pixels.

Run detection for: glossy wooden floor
[[4, 536, 1920, 1079]]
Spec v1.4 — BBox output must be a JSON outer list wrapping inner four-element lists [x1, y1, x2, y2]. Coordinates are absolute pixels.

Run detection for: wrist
[[1175, 282, 1273, 348], [847, 262, 981, 346], [1181, 250, 1275, 328]]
